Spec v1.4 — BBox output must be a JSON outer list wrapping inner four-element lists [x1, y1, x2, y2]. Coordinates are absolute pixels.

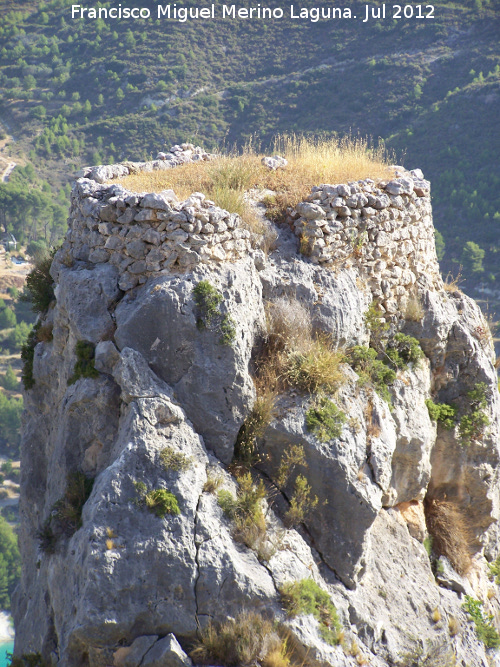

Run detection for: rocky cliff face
[[13, 152, 500, 667]]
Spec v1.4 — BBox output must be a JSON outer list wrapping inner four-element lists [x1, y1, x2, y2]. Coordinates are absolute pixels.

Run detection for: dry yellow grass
[[254, 297, 346, 397], [432, 607, 442, 623], [448, 615, 459, 637], [424, 497, 473, 576], [443, 267, 464, 293], [114, 135, 394, 225]]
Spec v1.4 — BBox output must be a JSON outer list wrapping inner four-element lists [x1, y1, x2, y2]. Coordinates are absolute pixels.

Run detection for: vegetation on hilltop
[[116, 134, 393, 223]]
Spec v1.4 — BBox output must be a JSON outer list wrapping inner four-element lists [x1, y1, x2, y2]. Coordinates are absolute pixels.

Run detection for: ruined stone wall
[[63, 148, 441, 314], [60, 171, 253, 294], [291, 169, 442, 316]]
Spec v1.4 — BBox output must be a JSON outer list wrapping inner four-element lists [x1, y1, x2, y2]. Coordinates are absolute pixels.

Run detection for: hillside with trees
[[0, 0, 499, 310]]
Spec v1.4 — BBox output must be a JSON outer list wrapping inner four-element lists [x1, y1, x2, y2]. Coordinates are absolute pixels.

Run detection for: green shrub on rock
[[281, 578, 342, 646], [459, 382, 490, 444], [21, 323, 40, 390], [193, 280, 236, 345], [425, 399, 457, 429], [22, 250, 55, 315], [463, 595, 500, 648], [306, 396, 346, 442], [386, 333, 424, 370], [68, 341, 99, 385], [348, 345, 395, 403]]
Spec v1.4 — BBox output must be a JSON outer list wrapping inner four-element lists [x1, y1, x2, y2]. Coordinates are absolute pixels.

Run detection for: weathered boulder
[[114, 258, 264, 463], [259, 373, 384, 588]]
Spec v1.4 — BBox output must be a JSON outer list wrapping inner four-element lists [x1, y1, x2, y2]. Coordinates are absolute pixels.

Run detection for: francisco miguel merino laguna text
[[70, 4, 353, 21], [71, 4, 436, 22]]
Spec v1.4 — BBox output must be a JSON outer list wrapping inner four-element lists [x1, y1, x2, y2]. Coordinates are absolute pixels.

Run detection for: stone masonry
[[62, 147, 441, 316], [291, 168, 442, 316], [60, 145, 252, 291]]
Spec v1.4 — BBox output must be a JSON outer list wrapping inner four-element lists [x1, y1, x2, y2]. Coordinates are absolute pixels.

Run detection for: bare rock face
[[13, 166, 500, 667], [259, 380, 384, 589], [114, 258, 264, 463]]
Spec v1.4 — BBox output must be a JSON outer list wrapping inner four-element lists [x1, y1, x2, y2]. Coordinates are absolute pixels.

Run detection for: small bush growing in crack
[[203, 472, 224, 494], [462, 596, 500, 649], [280, 578, 342, 646], [425, 399, 457, 429], [135, 482, 180, 518], [459, 382, 490, 445], [284, 474, 318, 527], [160, 445, 193, 472], [37, 472, 94, 554], [306, 396, 346, 442], [275, 445, 307, 489], [233, 391, 276, 467], [193, 280, 236, 345], [218, 472, 267, 550], [365, 302, 390, 352], [190, 610, 292, 666], [68, 341, 99, 385]]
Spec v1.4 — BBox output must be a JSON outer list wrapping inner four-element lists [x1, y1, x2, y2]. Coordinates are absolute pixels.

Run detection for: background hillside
[[0, 0, 499, 316]]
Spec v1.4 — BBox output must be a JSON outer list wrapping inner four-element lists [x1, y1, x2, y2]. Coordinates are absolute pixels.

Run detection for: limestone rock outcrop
[[13, 154, 500, 667]]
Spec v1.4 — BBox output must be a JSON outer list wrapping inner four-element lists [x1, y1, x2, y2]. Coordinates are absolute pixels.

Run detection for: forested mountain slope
[[0, 0, 499, 295]]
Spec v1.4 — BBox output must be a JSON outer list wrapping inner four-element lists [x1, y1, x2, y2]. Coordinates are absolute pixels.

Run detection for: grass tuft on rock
[[424, 497, 472, 576], [280, 578, 342, 646], [145, 488, 181, 517], [285, 337, 345, 394], [135, 482, 181, 518], [190, 610, 289, 667]]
